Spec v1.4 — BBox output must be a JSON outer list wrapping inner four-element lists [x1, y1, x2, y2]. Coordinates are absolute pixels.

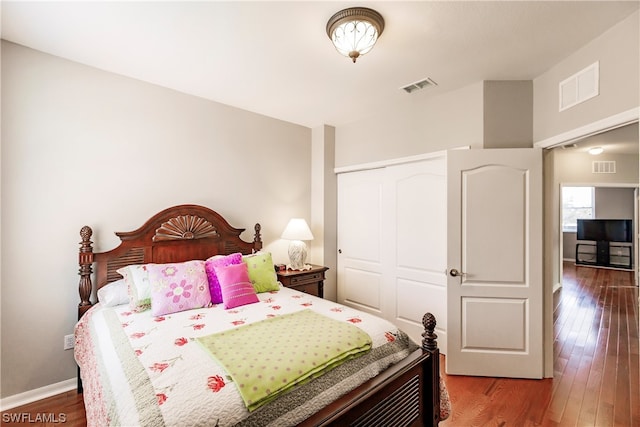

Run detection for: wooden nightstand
[[276, 265, 329, 298]]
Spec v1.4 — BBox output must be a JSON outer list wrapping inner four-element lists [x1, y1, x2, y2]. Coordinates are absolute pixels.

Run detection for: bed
[[75, 204, 447, 426]]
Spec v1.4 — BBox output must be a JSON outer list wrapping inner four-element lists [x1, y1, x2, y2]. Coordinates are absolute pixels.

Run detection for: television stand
[[576, 241, 632, 270], [596, 241, 609, 265]]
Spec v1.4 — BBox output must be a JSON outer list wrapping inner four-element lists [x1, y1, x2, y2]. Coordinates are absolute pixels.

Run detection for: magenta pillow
[[205, 253, 243, 304], [215, 263, 259, 309], [147, 260, 211, 316]]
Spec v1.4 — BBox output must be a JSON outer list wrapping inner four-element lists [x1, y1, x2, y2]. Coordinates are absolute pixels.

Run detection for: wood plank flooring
[[0, 390, 85, 427], [1, 262, 637, 426]]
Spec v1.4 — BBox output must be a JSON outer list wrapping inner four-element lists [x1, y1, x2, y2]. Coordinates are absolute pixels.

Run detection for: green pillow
[[242, 252, 280, 293]]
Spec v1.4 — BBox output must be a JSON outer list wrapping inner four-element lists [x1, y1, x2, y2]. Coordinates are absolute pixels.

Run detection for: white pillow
[[117, 265, 152, 311], [97, 279, 130, 307]]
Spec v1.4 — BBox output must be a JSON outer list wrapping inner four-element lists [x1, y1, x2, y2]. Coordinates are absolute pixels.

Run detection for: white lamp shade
[[281, 218, 314, 241]]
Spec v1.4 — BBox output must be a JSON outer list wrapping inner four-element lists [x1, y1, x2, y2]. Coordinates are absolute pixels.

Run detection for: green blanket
[[197, 309, 372, 411]]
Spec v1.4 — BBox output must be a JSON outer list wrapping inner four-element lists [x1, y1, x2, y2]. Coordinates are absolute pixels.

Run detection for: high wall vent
[[592, 160, 616, 174], [401, 77, 437, 94], [559, 61, 599, 111]]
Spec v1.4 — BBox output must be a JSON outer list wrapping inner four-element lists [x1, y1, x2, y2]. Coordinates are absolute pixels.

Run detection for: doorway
[[538, 119, 639, 377], [551, 125, 639, 298]]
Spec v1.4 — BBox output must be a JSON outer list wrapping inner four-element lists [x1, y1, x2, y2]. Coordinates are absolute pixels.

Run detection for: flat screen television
[[576, 219, 632, 243]]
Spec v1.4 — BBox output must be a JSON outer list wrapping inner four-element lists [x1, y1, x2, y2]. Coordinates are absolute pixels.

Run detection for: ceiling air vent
[[592, 161, 616, 174], [559, 61, 599, 111], [401, 77, 437, 94]]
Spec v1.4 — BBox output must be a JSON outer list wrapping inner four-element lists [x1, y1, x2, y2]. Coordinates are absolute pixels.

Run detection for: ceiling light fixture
[[588, 147, 604, 155], [326, 7, 385, 63]]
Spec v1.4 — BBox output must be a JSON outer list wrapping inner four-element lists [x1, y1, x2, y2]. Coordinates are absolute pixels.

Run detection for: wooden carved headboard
[[78, 204, 262, 319]]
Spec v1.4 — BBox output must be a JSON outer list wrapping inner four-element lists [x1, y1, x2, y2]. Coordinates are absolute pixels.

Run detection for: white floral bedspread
[[75, 285, 418, 427]]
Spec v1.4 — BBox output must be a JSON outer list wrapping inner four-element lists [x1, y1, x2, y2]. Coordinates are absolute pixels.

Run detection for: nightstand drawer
[[290, 282, 321, 297], [290, 272, 324, 285], [276, 265, 329, 298]]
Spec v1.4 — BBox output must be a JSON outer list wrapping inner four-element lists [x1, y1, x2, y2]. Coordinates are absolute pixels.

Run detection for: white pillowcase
[[97, 279, 130, 307], [117, 265, 152, 312]]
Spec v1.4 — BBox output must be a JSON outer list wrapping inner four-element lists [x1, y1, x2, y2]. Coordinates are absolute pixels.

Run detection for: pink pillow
[[215, 263, 259, 309], [147, 260, 211, 316], [205, 253, 243, 304]]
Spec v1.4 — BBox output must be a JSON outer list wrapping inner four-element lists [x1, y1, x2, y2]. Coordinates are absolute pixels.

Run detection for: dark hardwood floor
[[0, 390, 85, 427], [1, 262, 637, 426]]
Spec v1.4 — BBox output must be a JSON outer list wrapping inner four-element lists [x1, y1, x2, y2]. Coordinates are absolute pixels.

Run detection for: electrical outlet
[[64, 334, 75, 350]]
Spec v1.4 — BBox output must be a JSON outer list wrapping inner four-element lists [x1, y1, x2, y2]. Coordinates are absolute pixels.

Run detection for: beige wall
[[533, 11, 639, 142], [335, 82, 484, 168], [310, 125, 338, 302], [595, 187, 636, 218], [335, 79, 537, 169], [0, 41, 312, 398], [483, 81, 533, 148], [553, 150, 638, 184]]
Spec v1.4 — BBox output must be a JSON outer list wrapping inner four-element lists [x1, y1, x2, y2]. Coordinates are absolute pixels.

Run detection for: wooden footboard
[[300, 313, 441, 427]]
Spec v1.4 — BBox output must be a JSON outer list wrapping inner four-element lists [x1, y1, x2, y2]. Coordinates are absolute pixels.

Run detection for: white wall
[[0, 41, 312, 398], [533, 11, 639, 142]]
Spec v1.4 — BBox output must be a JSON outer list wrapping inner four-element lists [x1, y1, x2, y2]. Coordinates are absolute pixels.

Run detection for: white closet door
[[337, 156, 448, 350], [385, 158, 448, 350], [337, 168, 387, 318]]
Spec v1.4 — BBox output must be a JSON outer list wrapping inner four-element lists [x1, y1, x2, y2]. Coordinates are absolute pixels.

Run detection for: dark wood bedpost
[[77, 226, 95, 394], [253, 223, 263, 252], [78, 226, 94, 319], [422, 312, 441, 426]]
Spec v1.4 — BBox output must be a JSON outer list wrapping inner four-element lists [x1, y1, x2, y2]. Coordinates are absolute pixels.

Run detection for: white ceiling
[[2, 1, 639, 131], [569, 122, 639, 155]]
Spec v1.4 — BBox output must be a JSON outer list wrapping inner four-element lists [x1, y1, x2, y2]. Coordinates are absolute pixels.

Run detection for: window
[[562, 186, 594, 232]]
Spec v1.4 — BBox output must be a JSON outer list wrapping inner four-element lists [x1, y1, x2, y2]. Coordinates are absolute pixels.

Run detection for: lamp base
[[287, 240, 309, 270]]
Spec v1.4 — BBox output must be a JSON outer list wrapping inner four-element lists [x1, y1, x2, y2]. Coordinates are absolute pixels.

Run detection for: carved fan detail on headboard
[[78, 205, 263, 319], [153, 214, 220, 242]]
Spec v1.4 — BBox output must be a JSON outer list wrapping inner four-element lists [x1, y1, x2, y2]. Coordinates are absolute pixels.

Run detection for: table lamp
[[281, 218, 314, 270]]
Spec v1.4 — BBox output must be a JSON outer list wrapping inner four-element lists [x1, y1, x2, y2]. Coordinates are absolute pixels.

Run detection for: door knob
[[449, 268, 466, 277]]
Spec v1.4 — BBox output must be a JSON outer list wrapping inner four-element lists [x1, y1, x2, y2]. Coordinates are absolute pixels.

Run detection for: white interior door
[[337, 169, 386, 318], [446, 148, 544, 378]]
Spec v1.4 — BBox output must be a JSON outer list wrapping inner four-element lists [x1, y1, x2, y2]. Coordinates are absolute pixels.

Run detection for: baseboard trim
[[0, 378, 77, 412]]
